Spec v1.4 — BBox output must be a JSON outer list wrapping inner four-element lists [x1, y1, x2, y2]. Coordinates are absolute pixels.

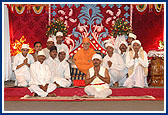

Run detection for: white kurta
[[13, 53, 34, 87], [29, 61, 56, 97], [127, 45, 133, 52], [102, 53, 126, 85], [54, 59, 71, 87], [118, 52, 128, 86], [44, 56, 59, 83], [42, 48, 50, 59], [55, 43, 69, 60], [124, 51, 149, 88], [84, 66, 112, 98]]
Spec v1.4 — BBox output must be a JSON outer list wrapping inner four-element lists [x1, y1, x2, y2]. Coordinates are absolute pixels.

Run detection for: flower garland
[[110, 18, 133, 38], [46, 18, 68, 36]]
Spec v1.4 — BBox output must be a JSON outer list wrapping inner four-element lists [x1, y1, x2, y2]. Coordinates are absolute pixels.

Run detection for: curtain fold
[[4, 5, 14, 81]]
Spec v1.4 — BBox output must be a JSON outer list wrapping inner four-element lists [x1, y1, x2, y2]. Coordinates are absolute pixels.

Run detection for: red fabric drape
[[8, 5, 49, 55], [132, 6, 164, 53]]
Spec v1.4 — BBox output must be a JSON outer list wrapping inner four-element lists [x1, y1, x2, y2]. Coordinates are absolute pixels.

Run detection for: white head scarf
[[47, 36, 54, 42], [21, 44, 30, 49], [131, 40, 141, 47], [58, 48, 66, 54], [92, 54, 102, 61], [105, 42, 114, 49], [118, 41, 128, 54], [128, 33, 137, 39], [38, 50, 45, 56], [56, 31, 63, 37]]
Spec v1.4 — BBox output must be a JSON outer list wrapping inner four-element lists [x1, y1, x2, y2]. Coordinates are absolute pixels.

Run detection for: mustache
[[94, 62, 98, 64]]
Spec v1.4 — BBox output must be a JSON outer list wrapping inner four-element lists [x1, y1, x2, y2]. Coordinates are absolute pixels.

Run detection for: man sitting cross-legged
[[45, 46, 71, 88], [28, 50, 56, 97], [84, 54, 112, 98]]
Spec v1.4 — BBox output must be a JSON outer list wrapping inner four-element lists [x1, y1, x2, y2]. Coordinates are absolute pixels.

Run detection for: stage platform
[[4, 87, 164, 101]]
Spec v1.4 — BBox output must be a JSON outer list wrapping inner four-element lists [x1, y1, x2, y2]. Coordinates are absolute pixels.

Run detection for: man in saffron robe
[[73, 38, 96, 74]]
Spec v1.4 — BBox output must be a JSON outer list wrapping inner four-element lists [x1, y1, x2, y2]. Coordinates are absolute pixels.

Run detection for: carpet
[[20, 95, 156, 101], [4, 87, 164, 101]]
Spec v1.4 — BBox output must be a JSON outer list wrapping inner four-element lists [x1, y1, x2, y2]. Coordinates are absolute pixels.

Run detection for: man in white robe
[[29, 50, 56, 97], [123, 40, 149, 88], [102, 43, 125, 87], [42, 37, 54, 59], [44, 46, 59, 83], [54, 48, 71, 87], [127, 33, 137, 51], [52, 32, 69, 60], [117, 41, 129, 86], [84, 54, 112, 98], [13, 44, 34, 87]]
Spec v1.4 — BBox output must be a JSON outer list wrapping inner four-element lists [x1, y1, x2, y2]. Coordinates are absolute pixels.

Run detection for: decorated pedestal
[[148, 50, 164, 87]]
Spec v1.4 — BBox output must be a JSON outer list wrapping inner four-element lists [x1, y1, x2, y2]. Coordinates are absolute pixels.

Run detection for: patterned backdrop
[[7, 4, 164, 56], [7, 4, 49, 56], [50, 4, 131, 57]]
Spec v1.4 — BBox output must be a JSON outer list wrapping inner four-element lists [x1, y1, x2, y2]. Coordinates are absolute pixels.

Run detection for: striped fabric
[[70, 50, 105, 86]]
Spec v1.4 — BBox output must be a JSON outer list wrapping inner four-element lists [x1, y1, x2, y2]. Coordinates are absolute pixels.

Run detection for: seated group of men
[[12, 31, 149, 98]]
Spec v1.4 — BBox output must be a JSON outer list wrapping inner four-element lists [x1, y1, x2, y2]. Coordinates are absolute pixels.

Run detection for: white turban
[[105, 42, 114, 49], [119, 41, 128, 47], [129, 33, 137, 39], [56, 31, 63, 37], [47, 36, 54, 42], [58, 48, 66, 54], [92, 54, 102, 61], [38, 50, 45, 56], [131, 40, 141, 46], [118, 41, 128, 54], [21, 44, 30, 49]]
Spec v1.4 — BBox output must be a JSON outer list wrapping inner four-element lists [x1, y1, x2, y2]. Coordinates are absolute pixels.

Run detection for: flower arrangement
[[46, 18, 68, 36], [110, 18, 133, 38], [158, 40, 164, 50]]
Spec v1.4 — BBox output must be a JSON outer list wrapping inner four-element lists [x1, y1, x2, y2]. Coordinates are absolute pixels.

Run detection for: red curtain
[[8, 5, 49, 56], [8, 4, 164, 56], [132, 5, 164, 53]]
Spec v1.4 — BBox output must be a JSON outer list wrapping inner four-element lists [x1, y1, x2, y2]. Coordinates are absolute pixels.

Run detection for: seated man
[[44, 46, 59, 83], [13, 44, 34, 87], [123, 40, 148, 88], [73, 37, 96, 74], [54, 48, 72, 87], [102, 42, 126, 87], [42, 37, 54, 59], [53, 32, 69, 60], [118, 41, 129, 86], [127, 33, 137, 51], [32, 42, 42, 62], [84, 54, 112, 98], [29, 50, 56, 97]]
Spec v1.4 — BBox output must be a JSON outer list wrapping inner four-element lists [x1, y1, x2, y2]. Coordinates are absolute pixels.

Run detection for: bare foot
[[47, 93, 56, 97], [113, 82, 119, 88], [32, 93, 39, 97]]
